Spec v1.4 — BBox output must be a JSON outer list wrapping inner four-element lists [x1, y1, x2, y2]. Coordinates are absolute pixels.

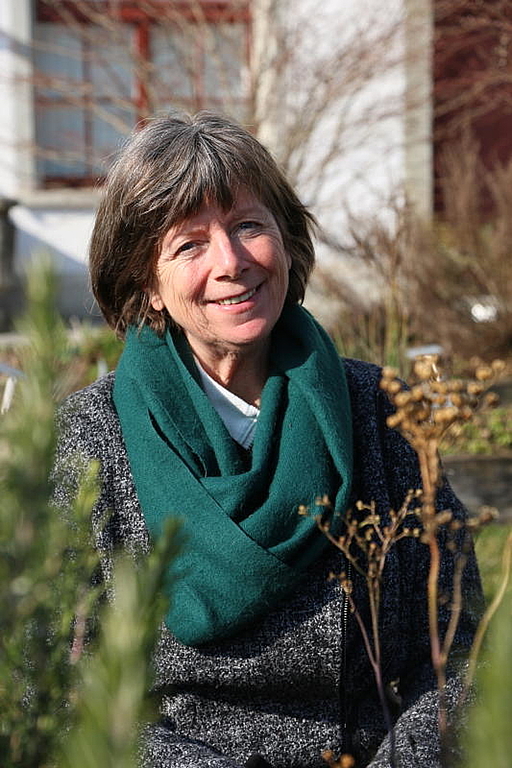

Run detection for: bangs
[[160, 131, 253, 231]]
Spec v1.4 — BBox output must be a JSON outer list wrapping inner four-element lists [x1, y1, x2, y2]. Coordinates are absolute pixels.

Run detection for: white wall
[[0, 0, 35, 197], [273, 0, 408, 222], [9, 198, 99, 319], [0, 0, 98, 320]]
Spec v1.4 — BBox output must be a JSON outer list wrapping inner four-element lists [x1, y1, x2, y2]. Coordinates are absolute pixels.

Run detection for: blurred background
[[0, 0, 511, 453]]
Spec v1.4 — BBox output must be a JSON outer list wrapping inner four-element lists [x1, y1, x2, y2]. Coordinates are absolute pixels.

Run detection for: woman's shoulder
[[341, 356, 382, 388], [340, 357, 398, 435], [56, 371, 120, 452], [340, 357, 386, 409], [61, 371, 116, 413], [58, 371, 119, 428]]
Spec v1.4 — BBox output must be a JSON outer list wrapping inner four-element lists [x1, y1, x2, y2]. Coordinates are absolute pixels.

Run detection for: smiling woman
[[55, 111, 483, 768]]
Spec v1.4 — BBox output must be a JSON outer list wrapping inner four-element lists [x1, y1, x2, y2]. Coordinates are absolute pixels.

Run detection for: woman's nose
[[210, 230, 247, 280]]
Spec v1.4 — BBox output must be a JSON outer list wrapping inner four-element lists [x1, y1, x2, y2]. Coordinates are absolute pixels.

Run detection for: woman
[[55, 111, 482, 768]]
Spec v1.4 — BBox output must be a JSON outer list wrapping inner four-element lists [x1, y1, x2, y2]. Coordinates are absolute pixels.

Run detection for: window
[[33, 1, 250, 187]]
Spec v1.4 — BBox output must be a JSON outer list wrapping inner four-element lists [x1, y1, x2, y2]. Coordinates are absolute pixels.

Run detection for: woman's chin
[[221, 316, 276, 349]]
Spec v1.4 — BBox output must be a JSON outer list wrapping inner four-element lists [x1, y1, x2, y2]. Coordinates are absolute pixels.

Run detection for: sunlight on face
[[149, 189, 292, 366]]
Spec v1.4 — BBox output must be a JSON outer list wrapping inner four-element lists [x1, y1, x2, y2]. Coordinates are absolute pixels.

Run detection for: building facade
[[0, 0, 438, 323]]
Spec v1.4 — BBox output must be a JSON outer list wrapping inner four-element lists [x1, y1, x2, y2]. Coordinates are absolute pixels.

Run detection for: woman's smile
[[211, 285, 259, 306]]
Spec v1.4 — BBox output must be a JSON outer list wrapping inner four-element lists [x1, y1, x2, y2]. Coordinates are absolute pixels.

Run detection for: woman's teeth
[[217, 287, 257, 306]]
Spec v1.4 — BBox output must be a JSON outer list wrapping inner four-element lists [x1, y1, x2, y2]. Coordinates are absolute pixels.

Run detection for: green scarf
[[113, 304, 353, 646]]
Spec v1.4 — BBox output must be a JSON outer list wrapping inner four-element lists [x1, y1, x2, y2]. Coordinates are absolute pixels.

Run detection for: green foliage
[[0, 258, 101, 767], [474, 523, 512, 604], [442, 406, 512, 456], [331, 299, 409, 375], [0, 258, 181, 767], [58, 520, 181, 768], [63, 323, 124, 394], [462, 534, 512, 768]]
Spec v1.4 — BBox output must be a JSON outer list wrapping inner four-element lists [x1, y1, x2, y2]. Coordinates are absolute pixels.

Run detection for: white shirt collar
[[195, 360, 260, 449]]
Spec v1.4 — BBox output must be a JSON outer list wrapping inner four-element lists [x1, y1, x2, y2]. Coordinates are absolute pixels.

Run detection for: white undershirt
[[195, 361, 260, 449]]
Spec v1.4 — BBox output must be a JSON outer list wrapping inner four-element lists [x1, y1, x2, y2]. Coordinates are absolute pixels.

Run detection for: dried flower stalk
[[313, 355, 505, 766], [316, 490, 423, 768], [380, 355, 504, 732]]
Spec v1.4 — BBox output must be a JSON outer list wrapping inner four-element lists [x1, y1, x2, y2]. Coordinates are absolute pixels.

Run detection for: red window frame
[[34, 1, 251, 188]]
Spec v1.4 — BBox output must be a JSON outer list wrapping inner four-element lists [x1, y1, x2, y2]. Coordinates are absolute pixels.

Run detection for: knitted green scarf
[[113, 304, 353, 646]]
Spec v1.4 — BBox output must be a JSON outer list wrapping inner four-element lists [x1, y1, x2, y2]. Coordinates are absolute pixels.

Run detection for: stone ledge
[[15, 188, 102, 210]]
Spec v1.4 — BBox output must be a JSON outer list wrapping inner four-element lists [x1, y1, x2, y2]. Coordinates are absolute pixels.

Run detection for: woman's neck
[[190, 339, 269, 407]]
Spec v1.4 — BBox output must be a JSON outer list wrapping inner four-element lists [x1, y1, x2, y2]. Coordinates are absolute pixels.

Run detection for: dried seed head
[[430, 380, 448, 395], [460, 405, 474, 421], [414, 359, 436, 380], [475, 366, 493, 382], [411, 385, 425, 401], [394, 391, 412, 407], [483, 392, 499, 408], [478, 506, 499, 524], [467, 382, 484, 396], [433, 406, 458, 424], [387, 413, 403, 428], [435, 510, 453, 525], [382, 366, 399, 380]]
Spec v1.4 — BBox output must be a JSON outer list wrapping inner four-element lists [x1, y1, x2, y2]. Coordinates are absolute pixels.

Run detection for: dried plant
[[312, 200, 412, 373], [313, 127, 512, 370], [314, 491, 423, 768], [379, 356, 505, 731], [308, 355, 506, 767]]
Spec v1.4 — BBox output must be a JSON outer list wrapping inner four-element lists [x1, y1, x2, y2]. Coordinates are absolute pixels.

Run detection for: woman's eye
[[237, 220, 259, 233], [175, 240, 199, 256]]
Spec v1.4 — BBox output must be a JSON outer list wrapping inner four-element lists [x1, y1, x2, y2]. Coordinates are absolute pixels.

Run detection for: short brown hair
[[89, 111, 316, 336]]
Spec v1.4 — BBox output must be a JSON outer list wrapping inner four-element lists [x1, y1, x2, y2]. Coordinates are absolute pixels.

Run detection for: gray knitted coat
[[54, 357, 483, 768]]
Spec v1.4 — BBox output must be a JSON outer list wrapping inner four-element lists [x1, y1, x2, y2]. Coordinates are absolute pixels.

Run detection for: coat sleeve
[[367, 673, 468, 768], [140, 723, 244, 768]]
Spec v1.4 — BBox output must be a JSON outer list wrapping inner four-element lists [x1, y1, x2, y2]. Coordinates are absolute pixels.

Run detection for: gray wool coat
[[54, 357, 483, 768]]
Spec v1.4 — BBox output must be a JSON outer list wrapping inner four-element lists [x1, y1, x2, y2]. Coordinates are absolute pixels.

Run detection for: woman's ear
[[148, 288, 164, 312]]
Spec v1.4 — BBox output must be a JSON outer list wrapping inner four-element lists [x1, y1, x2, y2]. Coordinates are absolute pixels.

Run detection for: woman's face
[[149, 189, 291, 364]]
